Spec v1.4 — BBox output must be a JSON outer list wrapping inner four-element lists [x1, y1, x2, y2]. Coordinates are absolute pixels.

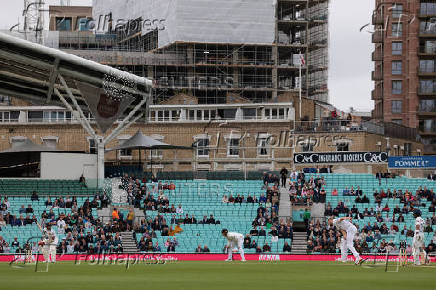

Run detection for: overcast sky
[[0, 0, 375, 112]]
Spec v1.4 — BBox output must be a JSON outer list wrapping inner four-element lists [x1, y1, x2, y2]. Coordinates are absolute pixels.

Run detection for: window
[[391, 100, 403, 114], [88, 139, 97, 154], [257, 138, 269, 156], [118, 138, 132, 159], [300, 140, 314, 152], [420, 21, 436, 34], [56, 17, 72, 31], [424, 40, 436, 54], [421, 3, 436, 15], [336, 142, 349, 152], [227, 138, 239, 157], [150, 135, 164, 158], [11, 136, 26, 148], [419, 119, 436, 132], [78, 18, 89, 31], [0, 95, 11, 104], [419, 80, 436, 94], [392, 42, 402, 55], [392, 119, 402, 125], [419, 60, 436, 73], [42, 137, 58, 149], [243, 108, 257, 120], [419, 99, 436, 112], [392, 61, 402, 75], [392, 23, 402, 37], [391, 4, 403, 18], [392, 81, 402, 94], [196, 138, 210, 157], [0, 111, 19, 123]]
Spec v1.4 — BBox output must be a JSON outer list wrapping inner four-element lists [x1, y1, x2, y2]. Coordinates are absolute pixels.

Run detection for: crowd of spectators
[[0, 192, 121, 254], [287, 173, 327, 205]]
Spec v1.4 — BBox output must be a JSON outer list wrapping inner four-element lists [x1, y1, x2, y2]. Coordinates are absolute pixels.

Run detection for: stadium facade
[[0, 1, 429, 176]]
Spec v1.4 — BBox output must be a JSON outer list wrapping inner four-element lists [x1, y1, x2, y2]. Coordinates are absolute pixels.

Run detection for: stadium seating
[[136, 180, 289, 253], [307, 173, 435, 250], [0, 179, 99, 196], [0, 174, 434, 254]]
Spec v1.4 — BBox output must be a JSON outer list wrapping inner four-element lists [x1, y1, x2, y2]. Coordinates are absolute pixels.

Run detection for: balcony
[[372, 13, 384, 25], [372, 50, 383, 61], [419, 46, 436, 55], [371, 87, 383, 100], [372, 31, 384, 43], [371, 70, 383, 81], [418, 104, 436, 116]]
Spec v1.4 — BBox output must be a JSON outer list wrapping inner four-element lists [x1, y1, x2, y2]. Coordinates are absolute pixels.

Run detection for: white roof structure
[[93, 0, 275, 48], [0, 32, 153, 186], [0, 32, 152, 132]]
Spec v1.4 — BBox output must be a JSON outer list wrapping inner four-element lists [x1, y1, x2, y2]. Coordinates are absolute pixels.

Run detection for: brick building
[[372, 0, 436, 154]]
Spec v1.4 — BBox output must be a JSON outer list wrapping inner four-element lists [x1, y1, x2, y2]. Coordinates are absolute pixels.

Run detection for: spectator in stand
[[331, 188, 338, 196], [283, 241, 292, 252], [262, 243, 271, 252], [31, 191, 39, 201], [250, 226, 258, 236], [207, 214, 216, 224], [222, 195, 228, 203], [112, 208, 119, 221], [280, 167, 288, 187], [303, 208, 311, 228], [195, 245, 203, 253], [200, 216, 208, 224], [258, 226, 266, 236], [176, 204, 183, 214], [203, 245, 210, 253]]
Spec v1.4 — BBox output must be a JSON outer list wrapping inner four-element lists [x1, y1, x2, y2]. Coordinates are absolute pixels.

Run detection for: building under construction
[[51, 0, 329, 108]]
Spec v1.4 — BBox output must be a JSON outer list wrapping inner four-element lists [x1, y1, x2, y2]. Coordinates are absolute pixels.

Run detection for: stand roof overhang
[[0, 32, 153, 131]]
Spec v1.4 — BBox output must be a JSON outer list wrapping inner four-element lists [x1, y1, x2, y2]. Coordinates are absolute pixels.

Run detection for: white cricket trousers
[[228, 237, 245, 260], [412, 233, 425, 265], [340, 227, 360, 262], [42, 245, 50, 262], [49, 244, 57, 262]]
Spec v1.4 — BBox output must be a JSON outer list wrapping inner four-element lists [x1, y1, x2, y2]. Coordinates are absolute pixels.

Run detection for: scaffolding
[[30, 0, 330, 105]]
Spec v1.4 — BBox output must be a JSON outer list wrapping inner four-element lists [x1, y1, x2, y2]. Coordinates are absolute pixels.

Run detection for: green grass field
[[0, 261, 434, 290]]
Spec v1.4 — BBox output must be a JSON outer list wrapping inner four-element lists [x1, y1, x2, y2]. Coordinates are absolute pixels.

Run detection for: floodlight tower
[[23, 0, 45, 44]]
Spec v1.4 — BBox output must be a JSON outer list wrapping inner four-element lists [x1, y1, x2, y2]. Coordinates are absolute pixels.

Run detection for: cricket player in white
[[328, 217, 364, 265], [221, 229, 246, 262], [412, 209, 426, 266], [41, 224, 58, 263]]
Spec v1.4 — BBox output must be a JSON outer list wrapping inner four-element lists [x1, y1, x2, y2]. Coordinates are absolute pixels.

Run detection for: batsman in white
[[38, 223, 58, 263], [328, 217, 365, 265], [221, 229, 246, 262], [412, 209, 427, 266]]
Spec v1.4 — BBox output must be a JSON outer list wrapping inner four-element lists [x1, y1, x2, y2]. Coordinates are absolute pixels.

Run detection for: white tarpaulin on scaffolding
[[93, 0, 276, 48]]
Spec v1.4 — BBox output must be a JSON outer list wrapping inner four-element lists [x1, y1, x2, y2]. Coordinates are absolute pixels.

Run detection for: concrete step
[[120, 231, 139, 253]]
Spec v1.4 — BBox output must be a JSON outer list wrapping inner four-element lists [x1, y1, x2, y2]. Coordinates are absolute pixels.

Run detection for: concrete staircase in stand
[[290, 232, 307, 254], [120, 231, 139, 253], [278, 178, 292, 219]]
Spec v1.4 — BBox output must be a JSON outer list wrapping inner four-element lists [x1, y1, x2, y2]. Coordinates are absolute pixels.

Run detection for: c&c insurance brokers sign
[[388, 156, 436, 169]]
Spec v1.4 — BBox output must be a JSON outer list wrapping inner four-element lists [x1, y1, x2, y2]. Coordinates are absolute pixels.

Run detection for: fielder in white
[[221, 229, 246, 262], [412, 209, 427, 266], [328, 217, 365, 265]]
